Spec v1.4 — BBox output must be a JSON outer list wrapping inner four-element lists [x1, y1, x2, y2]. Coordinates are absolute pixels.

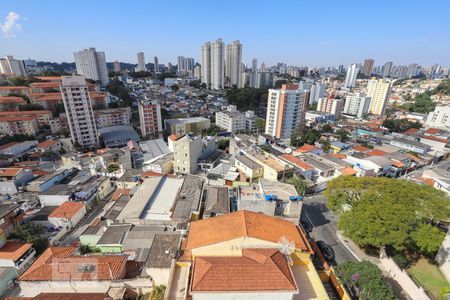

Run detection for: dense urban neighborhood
[[1, 2, 450, 299]]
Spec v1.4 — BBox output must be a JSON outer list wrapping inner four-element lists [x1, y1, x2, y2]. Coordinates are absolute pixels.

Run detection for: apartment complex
[[362, 58, 374, 77], [344, 63, 359, 89], [343, 94, 371, 119], [172, 135, 217, 174], [201, 39, 225, 89], [136, 52, 147, 72], [0, 55, 27, 76], [94, 107, 131, 129], [73, 47, 109, 86], [60, 75, 99, 148], [138, 100, 163, 137], [426, 106, 450, 129], [317, 96, 344, 120], [0, 116, 38, 136], [367, 78, 391, 116], [265, 84, 309, 139], [225, 40, 242, 87]]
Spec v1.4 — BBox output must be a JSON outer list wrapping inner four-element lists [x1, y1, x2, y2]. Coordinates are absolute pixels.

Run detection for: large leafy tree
[[325, 176, 450, 252], [285, 175, 307, 195], [411, 223, 446, 256], [335, 261, 396, 300]]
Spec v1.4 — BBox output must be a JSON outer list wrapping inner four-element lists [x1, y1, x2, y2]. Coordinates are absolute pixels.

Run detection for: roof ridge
[[192, 258, 212, 289]]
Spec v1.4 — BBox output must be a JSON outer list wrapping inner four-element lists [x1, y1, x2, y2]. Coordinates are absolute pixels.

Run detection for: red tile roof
[[0, 242, 33, 260], [186, 210, 312, 254], [168, 134, 178, 141], [352, 144, 370, 152], [36, 140, 59, 149], [191, 249, 297, 292], [7, 293, 107, 300], [0, 96, 26, 104], [421, 135, 448, 143], [367, 149, 386, 156], [48, 202, 85, 219], [402, 128, 420, 135], [390, 160, 405, 168], [280, 154, 314, 171], [425, 128, 440, 134], [19, 247, 127, 281], [111, 188, 131, 201], [339, 167, 357, 176], [295, 144, 316, 153], [0, 167, 23, 177]]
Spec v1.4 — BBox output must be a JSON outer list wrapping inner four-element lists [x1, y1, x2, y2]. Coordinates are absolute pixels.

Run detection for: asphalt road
[[301, 194, 358, 264]]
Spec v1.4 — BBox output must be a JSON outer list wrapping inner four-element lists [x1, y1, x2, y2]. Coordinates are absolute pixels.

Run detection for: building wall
[[192, 291, 295, 300], [426, 106, 450, 129], [367, 78, 390, 116], [19, 280, 113, 297]]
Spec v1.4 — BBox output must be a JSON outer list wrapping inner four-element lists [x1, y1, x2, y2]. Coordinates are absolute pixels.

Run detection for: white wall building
[[136, 52, 147, 72], [309, 82, 326, 104], [60, 75, 99, 148], [343, 95, 371, 119], [317, 97, 344, 120], [265, 84, 309, 139], [74, 48, 109, 86], [225, 40, 242, 87], [344, 63, 359, 89], [215, 105, 246, 133], [201, 42, 211, 88], [210, 39, 225, 90], [0, 56, 27, 76], [426, 106, 450, 129]]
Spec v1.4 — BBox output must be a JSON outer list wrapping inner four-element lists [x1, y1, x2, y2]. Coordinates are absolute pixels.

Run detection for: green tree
[[411, 223, 446, 257], [274, 79, 288, 88], [321, 123, 333, 133], [382, 118, 422, 133], [150, 284, 166, 300], [107, 78, 132, 107], [9, 223, 49, 255], [19, 103, 45, 111], [335, 128, 349, 142], [170, 84, 179, 92], [217, 139, 230, 150], [285, 175, 307, 195], [334, 261, 396, 300], [325, 176, 450, 252]]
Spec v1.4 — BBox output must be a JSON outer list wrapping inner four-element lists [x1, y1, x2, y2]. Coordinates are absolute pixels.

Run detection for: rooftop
[[48, 202, 85, 219], [191, 249, 297, 292], [204, 186, 230, 216], [146, 233, 181, 268], [0, 241, 33, 260], [185, 210, 312, 253], [235, 155, 263, 171], [171, 175, 204, 226]]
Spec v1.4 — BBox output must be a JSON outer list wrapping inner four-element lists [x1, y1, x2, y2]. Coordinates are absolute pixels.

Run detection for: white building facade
[[74, 48, 109, 86]]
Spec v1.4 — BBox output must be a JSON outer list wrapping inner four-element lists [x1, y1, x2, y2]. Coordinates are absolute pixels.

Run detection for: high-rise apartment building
[[210, 39, 225, 90], [177, 56, 195, 74], [362, 58, 374, 77], [74, 48, 109, 86], [138, 99, 163, 137], [153, 56, 159, 73], [309, 83, 326, 104], [317, 96, 344, 120], [344, 64, 359, 89], [194, 65, 201, 79], [426, 106, 450, 129], [367, 78, 391, 116], [406, 63, 419, 78], [113, 60, 121, 72], [225, 40, 242, 87], [382, 62, 393, 78], [0, 56, 27, 76], [265, 84, 309, 139], [343, 95, 371, 119], [136, 52, 147, 72], [201, 42, 211, 88], [60, 75, 99, 148]]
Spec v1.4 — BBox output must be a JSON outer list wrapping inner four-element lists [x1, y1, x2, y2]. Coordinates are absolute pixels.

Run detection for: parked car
[[316, 240, 335, 262]]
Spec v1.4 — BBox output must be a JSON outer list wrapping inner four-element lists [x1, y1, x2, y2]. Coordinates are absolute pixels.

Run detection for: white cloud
[[1, 12, 22, 38]]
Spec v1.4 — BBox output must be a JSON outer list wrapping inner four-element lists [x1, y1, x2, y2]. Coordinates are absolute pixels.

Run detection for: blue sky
[[1, 0, 449, 67]]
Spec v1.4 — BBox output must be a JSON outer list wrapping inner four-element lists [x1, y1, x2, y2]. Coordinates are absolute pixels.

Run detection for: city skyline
[[1, 0, 450, 67]]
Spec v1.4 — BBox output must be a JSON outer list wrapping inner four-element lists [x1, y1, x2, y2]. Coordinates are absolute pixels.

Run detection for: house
[[18, 247, 128, 296], [167, 210, 329, 300], [0, 241, 36, 274], [0, 204, 23, 237], [234, 155, 264, 182], [0, 168, 34, 195], [422, 161, 450, 195], [48, 202, 87, 229], [35, 140, 61, 153], [26, 168, 74, 193], [96, 224, 131, 254], [280, 154, 314, 180], [330, 141, 350, 153], [247, 151, 294, 181], [389, 137, 431, 155], [142, 152, 173, 174], [203, 186, 230, 218], [420, 135, 448, 154], [237, 179, 302, 218]]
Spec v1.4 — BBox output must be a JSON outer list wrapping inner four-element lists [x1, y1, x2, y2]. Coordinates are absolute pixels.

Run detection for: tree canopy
[[334, 261, 396, 300], [285, 175, 307, 195], [382, 118, 422, 133], [107, 78, 132, 106], [10, 223, 49, 255], [325, 176, 450, 252], [400, 79, 450, 113], [225, 87, 267, 111]]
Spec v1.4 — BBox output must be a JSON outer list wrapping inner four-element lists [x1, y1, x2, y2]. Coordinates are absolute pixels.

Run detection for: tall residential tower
[[225, 40, 242, 87], [73, 48, 109, 86]]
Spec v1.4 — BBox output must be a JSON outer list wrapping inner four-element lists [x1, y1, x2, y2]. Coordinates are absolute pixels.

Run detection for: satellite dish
[[285, 148, 293, 154], [277, 236, 295, 264]]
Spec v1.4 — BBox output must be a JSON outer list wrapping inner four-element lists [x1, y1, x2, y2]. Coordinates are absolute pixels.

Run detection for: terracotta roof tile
[[402, 128, 420, 135], [48, 202, 85, 219], [339, 167, 357, 176], [295, 144, 315, 153], [0, 96, 26, 104], [421, 135, 447, 143], [367, 149, 386, 156], [280, 154, 314, 171], [0, 167, 23, 177], [36, 140, 59, 149], [352, 144, 370, 152], [186, 210, 312, 254], [19, 246, 127, 281], [191, 249, 297, 292], [111, 188, 131, 201], [425, 128, 440, 134], [0, 242, 33, 260], [391, 160, 405, 168]]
